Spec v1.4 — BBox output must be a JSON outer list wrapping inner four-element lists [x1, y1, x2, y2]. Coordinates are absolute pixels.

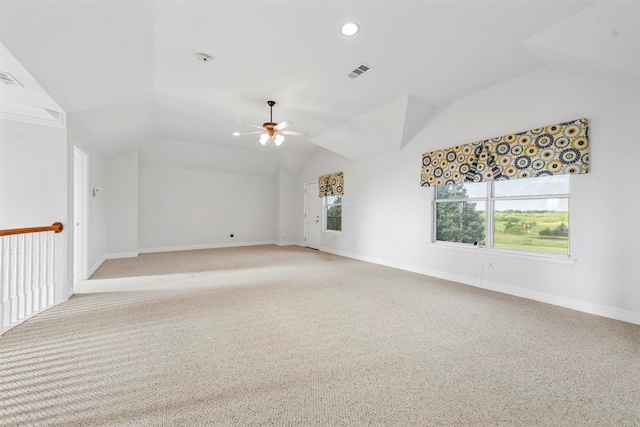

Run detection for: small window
[[324, 195, 342, 232], [435, 183, 486, 245]]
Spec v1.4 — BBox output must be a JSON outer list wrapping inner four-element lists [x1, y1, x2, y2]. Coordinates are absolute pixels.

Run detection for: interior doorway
[[73, 146, 88, 284], [304, 181, 321, 249]]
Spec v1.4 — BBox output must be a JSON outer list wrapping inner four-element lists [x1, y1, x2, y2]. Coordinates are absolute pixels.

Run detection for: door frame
[[304, 181, 322, 249], [73, 145, 88, 283]]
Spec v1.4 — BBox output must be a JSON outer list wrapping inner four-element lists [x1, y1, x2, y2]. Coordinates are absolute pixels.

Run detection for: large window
[[434, 175, 570, 255], [324, 196, 342, 232]]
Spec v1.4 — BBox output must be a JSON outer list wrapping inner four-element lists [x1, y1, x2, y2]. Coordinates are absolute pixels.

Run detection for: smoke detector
[[196, 53, 213, 63]]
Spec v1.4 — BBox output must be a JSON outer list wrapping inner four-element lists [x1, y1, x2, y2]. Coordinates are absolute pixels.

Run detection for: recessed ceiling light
[[341, 22, 359, 36], [233, 132, 240, 136]]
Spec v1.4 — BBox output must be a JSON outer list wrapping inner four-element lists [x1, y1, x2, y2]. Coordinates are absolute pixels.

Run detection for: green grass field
[[494, 211, 569, 254]]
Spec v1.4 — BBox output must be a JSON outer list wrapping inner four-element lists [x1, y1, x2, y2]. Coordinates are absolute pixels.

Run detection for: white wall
[[87, 147, 106, 274], [296, 67, 640, 325], [0, 118, 70, 299], [105, 149, 138, 257], [274, 166, 303, 246], [138, 165, 274, 252], [1, 120, 67, 228], [274, 168, 282, 244]]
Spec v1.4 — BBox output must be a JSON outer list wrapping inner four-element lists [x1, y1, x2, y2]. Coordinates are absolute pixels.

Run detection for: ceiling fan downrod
[[267, 100, 275, 124], [263, 100, 277, 136]]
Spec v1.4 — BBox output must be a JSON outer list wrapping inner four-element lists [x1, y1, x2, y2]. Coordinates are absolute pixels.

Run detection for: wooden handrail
[[0, 222, 64, 237]]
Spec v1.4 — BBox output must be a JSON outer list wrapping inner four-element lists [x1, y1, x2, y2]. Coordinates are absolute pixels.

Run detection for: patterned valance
[[319, 172, 344, 197], [420, 118, 589, 187]]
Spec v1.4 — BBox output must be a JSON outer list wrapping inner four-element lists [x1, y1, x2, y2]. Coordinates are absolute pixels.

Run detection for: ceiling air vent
[[0, 71, 23, 87], [347, 63, 372, 80], [44, 108, 63, 122]]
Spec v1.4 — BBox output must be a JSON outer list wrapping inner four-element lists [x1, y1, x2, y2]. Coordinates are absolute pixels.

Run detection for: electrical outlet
[[486, 262, 493, 270]]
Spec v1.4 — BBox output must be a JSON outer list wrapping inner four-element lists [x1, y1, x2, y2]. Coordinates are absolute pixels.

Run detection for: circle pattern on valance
[[420, 118, 589, 187]]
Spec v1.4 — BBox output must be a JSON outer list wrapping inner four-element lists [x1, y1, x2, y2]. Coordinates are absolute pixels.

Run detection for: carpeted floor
[[1, 245, 639, 426]]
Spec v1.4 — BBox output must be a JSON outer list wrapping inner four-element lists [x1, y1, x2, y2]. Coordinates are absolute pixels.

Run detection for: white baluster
[[9, 234, 18, 324], [47, 231, 55, 305], [17, 233, 26, 320], [39, 232, 48, 309], [1, 236, 9, 329], [25, 233, 34, 316], [0, 226, 60, 331]]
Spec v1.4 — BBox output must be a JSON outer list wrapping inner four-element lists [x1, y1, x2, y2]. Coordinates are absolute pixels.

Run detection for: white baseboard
[[88, 255, 106, 278], [106, 252, 139, 259], [103, 241, 303, 263], [1, 292, 72, 336], [319, 246, 640, 326], [139, 241, 275, 254], [274, 240, 304, 247], [559, 299, 640, 326]]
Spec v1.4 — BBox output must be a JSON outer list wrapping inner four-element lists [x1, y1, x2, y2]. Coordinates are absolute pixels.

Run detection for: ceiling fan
[[234, 100, 309, 146]]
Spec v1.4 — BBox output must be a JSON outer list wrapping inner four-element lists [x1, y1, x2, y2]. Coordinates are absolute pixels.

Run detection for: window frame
[[323, 195, 342, 233], [433, 177, 571, 258]]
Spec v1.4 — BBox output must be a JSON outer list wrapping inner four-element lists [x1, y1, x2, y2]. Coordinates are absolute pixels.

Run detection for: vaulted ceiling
[[1, 1, 638, 175]]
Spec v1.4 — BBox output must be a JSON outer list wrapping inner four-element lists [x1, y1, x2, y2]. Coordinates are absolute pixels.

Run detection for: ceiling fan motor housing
[[263, 122, 277, 136]]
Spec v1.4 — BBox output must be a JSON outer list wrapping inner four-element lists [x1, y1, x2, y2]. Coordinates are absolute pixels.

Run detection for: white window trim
[[433, 179, 571, 259], [323, 195, 342, 233], [431, 240, 576, 265]]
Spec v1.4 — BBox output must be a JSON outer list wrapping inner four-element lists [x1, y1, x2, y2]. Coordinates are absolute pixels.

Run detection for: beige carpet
[[1, 245, 639, 426]]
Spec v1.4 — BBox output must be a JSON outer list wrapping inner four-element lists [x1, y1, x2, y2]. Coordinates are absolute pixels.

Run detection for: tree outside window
[[435, 184, 486, 245], [325, 196, 342, 232]]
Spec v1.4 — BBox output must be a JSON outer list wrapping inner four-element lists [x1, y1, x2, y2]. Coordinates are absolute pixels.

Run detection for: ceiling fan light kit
[[234, 100, 309, 147]]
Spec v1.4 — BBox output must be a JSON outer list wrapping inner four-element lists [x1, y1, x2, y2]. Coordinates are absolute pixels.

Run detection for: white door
[[304, 181, 322, 249], [73, 146, 88, 283]]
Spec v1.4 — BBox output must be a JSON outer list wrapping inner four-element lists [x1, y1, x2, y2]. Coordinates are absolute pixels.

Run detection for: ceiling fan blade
[[234, 131, 263, 136], [275, 120, 292, 130], [237, 120, 265, 130], [282, 130, 309, 137]]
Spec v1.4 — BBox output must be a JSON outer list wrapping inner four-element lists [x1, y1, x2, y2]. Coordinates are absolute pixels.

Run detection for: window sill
[[323, 229, 342, 235], [431, 241, 576, 265]]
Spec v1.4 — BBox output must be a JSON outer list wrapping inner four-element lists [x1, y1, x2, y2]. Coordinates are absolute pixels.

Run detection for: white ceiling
[[1, 1, 638, 174]]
